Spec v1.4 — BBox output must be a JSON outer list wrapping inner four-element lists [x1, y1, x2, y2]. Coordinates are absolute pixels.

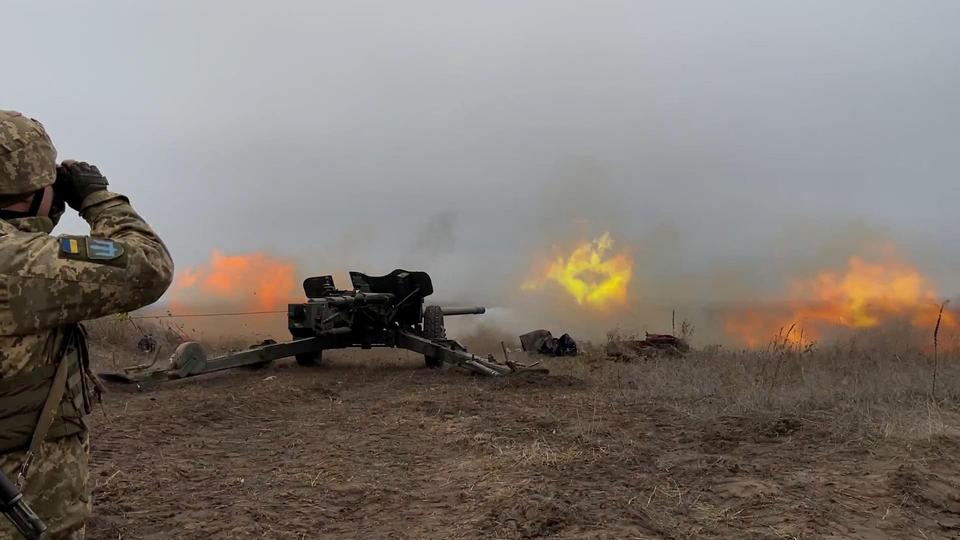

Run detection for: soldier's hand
[[54, 160, 109, 210]]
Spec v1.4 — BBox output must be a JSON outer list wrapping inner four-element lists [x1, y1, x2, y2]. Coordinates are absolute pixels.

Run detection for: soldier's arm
[[0, 192, 174, 335]]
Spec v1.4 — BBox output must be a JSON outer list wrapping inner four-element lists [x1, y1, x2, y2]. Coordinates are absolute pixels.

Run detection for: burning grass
[[170, 249, 299, 312], [724, 247, 956, 347]]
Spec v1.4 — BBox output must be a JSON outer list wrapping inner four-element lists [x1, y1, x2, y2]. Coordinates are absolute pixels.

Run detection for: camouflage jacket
[[0, 191, 173, 446]]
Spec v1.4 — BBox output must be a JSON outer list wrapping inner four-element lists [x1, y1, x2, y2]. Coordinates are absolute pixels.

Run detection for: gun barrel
[[439, 306, 486, 316], [0, 472, 47, 540]]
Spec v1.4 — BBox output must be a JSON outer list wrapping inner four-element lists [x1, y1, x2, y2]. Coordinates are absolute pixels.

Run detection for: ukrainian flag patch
[[61, 237, 81, 255]]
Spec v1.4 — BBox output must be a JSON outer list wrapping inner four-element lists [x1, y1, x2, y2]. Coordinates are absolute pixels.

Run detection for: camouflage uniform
[[0, 111, 174, 539]]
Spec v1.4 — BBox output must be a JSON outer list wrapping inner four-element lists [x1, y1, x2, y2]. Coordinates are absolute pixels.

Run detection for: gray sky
[[5, 1, 960, 338]]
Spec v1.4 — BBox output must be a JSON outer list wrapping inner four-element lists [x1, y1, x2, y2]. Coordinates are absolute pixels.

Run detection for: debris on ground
[[519, 329, 579, 357], [606, 333, 690, 360]]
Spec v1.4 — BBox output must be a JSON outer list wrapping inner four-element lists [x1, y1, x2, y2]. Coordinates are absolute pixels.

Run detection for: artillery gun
[[101, 270, 527, 387]]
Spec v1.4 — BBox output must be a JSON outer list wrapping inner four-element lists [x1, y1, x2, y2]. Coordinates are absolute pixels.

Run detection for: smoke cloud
[[5, 1, 959, 347]]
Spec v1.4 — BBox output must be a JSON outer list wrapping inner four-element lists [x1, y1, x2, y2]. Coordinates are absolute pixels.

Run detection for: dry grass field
[[82, 319, 960, 539]]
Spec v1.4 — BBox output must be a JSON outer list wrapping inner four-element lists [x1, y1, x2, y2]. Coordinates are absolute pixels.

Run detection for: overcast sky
[[5, 1, 960, 335]]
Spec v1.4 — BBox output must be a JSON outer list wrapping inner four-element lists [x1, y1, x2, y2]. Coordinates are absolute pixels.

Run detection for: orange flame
[[726, 251, 955, 347], [523, 232, 633, 311], [171, 250, 298, 311]]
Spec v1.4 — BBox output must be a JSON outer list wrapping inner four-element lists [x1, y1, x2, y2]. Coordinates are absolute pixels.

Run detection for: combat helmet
[[0, 110, 57, 204]]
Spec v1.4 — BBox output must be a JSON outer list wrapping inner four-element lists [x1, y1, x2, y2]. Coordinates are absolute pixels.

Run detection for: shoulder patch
[[61, 237, 81, 255], [86, 238, 124, 261], [58, 235, 127, 267]]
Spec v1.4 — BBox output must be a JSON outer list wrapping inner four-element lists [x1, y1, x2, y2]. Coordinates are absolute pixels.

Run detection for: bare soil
[[85, 348, 960, 539]]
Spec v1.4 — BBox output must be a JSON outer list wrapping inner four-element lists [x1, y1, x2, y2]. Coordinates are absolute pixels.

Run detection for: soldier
[[0, 110, 174, 538]]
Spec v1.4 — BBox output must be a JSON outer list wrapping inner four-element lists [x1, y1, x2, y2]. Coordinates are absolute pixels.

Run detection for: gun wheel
[[423, 306, 446, 340], [296, 350, 323, 367], [423, 306, 446, 369]]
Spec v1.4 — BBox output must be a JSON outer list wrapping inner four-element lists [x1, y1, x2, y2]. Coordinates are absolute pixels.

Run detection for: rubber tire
[[296, 349, 323, 367], [423, 306, 446, 340], [423, 306, 446, 368]]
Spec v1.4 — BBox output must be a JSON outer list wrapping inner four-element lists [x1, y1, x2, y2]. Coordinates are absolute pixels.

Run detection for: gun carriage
[[101, 270, 525, 387]]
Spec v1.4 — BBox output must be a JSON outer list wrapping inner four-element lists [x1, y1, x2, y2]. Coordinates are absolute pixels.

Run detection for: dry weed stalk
[[932, 300, 948, 400]]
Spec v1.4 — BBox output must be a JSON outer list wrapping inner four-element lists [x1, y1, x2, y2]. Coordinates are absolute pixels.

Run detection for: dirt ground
[[84, 346, 960, 540]]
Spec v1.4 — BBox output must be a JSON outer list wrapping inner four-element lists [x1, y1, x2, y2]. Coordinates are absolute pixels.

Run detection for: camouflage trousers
[[0, 435, 90, 540]]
